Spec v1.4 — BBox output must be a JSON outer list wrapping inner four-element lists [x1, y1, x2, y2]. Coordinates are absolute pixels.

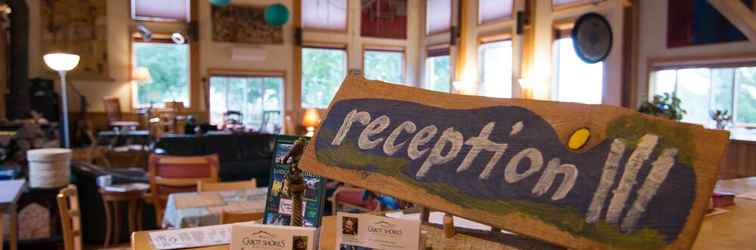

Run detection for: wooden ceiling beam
[[708, 0, 756, 43]]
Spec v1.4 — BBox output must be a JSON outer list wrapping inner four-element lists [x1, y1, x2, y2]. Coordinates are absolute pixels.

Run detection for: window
[[426, 0, 451, 35], [425, 47, 451, 93], [132, 42, 190, 107], [302, 0, 347, 31], [479, 40, 513, 98], [478, 0, 514, 24], [552, 0, 591, 8], [209, 75, 283, 133], [553, 37, 604, 104], [650, 66, 756, 130], [301, 47, 347, 108], [132, 0, 190, 22], [361, 0, 408, 39], [363, 50, 405, 84]]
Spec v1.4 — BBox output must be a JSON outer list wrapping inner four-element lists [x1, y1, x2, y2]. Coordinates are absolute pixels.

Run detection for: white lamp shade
[[43, 53, 80, 72], [133, 67, 152, 81]]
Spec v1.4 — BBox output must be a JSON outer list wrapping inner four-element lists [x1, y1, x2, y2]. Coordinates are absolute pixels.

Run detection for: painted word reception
[[298, 75, 730, 250]]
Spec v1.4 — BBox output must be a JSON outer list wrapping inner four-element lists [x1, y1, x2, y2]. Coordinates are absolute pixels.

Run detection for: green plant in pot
[[638, 93, 686, 121]]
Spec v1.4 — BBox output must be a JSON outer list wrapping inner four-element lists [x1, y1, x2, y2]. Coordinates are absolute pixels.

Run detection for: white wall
[[417, 0, 626, 105], [528, 0, 625, 105], [198, 0, 295, 113], [636, 0, 756, 107], [302, 0, 422, 86], [28, 0, 132, 112], [27, 0, 422, 114]]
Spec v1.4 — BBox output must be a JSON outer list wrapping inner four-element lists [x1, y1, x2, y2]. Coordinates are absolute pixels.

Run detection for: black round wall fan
[[571, 12, 613, 64]]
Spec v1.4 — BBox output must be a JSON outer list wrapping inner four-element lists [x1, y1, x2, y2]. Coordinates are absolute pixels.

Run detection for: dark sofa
[[154, 132, 276, 186]]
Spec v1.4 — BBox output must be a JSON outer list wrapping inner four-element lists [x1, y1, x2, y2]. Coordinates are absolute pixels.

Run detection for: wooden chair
[[149, 102, 185, 138], [0, 214, 3, 250], [197, 179, 257, 192], [329, 186, 381, 215], [103, 97, 139, 129], [219, 211, 264, 224], [57, 185, 82, 250], [78, 119, 111, 167], [147, 154, 220, 227]]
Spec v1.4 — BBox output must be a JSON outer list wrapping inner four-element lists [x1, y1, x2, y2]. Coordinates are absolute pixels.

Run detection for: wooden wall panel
[[720, 140, 756, 179]]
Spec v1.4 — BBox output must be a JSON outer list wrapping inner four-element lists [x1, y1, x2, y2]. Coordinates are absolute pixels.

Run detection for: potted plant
[[638, 93, 686, 121]]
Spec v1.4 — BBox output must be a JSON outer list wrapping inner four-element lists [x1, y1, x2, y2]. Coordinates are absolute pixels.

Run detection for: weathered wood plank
[[299, 76, 730, 249]]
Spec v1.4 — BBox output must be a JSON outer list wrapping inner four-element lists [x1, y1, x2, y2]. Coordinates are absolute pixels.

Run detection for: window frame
[[300, 44, 349, 109], [477, 34, 514, 98], [476, 0, 516, 26], [552, 0, 594, 11], [301, 0, 350, 33], [425, 0, 453, 36], [130, 37, 192, 109], [131, 0, 191, 23], [551, 22, 606, 104], [206, 69, 287, 129], [361, 46, 407, 84], [424, 44, 452, 93]]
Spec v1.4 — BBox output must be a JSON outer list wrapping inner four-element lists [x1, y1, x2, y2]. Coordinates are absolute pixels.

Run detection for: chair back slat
[[197, 179, 257, 192], [103, 97, 122, 123], [57, 185, 82, 250], [220, 211, 264, 224], [147, 154, 220, 227]]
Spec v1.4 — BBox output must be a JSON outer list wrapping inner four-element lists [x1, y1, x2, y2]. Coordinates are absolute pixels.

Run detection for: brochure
[[336, 212, 421, 250], [230, 223, 318, 250], [263, 135, 326, 227]]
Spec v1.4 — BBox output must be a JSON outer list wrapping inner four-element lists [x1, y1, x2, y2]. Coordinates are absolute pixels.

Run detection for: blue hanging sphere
[[264, 3, 289, 27], [209, 0, 231, 7]]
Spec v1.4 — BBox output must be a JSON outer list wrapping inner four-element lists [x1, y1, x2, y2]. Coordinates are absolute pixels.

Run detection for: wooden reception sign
[[299, 75, 730, 249]]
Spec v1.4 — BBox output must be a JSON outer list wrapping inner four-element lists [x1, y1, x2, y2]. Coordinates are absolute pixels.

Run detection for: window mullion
[[732, 68, 739, 128]]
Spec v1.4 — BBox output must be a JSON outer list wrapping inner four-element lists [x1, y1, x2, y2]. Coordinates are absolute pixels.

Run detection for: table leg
[[103, 200, 112, 248], [114, 203, 121, 244], [136, 200, 143, 231], [10, 203, 17, 250], [128, 200, 136, 234]]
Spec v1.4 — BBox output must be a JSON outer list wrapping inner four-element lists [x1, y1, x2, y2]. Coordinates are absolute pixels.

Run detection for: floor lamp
[[43, 53, 80, 148]]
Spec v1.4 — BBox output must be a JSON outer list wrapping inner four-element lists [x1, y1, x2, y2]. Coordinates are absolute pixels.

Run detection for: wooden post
[[443, 213, 455, 238], [420, 207, 430, 223]]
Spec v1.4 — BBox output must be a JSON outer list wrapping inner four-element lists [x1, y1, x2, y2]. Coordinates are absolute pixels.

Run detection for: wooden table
[[692, 177, 756, 249], [162, 188, 267, 228], [132, 178, 756, 250], [0, 180, 26, 250]]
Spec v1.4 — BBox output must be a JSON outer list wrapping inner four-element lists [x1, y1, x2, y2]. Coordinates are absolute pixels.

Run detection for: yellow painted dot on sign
[[568, 128, 591, 150]]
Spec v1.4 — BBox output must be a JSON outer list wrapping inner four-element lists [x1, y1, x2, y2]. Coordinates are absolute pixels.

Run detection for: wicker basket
[[26, 148, 71, 188]]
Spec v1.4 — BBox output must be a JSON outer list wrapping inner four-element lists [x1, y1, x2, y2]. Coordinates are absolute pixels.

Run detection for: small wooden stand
[[282, 138, 307, 227]]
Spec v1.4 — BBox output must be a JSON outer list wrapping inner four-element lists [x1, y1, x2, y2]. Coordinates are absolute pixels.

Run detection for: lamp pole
[[43, 52, 79, 149], [57, 70, 70, 148]]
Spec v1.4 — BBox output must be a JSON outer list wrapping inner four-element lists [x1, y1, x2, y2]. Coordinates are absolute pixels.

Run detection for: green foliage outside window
[[363, 50, 404, 84], [133, 42, 189, 107], [735, 68, 756, 124], [209, 76, 283, 132], [426, 55, 451, 93], [301, 48, 347, 108]]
